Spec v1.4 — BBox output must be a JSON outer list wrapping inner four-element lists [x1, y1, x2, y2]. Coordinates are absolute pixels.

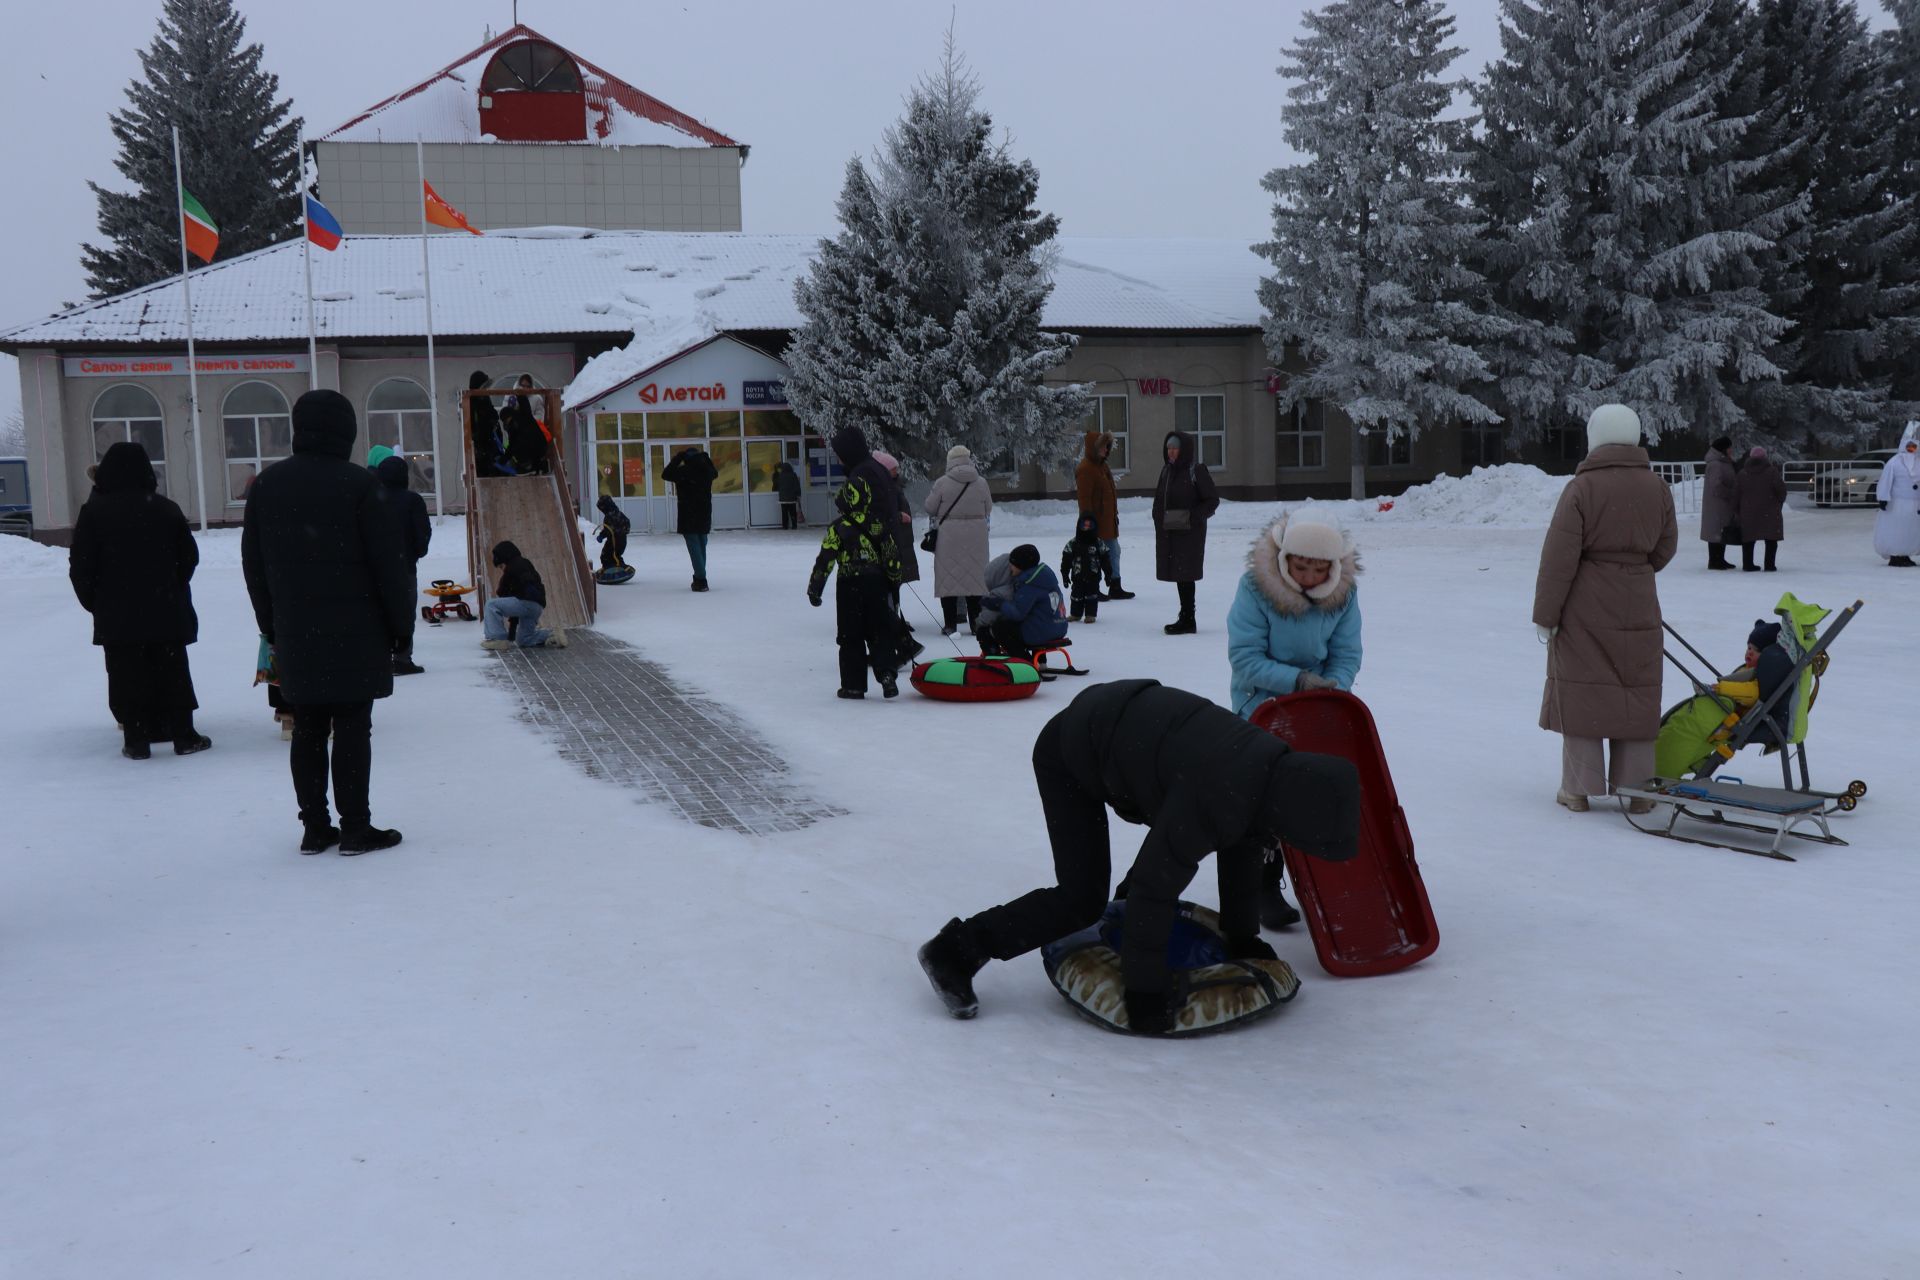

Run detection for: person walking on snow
[[661, 444, 718, 591], [482, 541, 567, 651], [808, 477, 904, 699], [1532, 403, 1677, 815], [924, 444, 992, 634], [871, 450, 925, 664], [375, 455, 432, 675], [1074, 430, 1134, 600], [1736, 446, 1787, 572], [242, 390, 413, 855], [1874, 423, 1920, 567], [1152, 430, 1219, 634], [1700, 436, 1738, 570], [916, 680, 1360, 1032]]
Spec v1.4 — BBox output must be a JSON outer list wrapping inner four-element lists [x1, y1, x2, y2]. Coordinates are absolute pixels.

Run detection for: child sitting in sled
[[1653, 620, 1794, 778]]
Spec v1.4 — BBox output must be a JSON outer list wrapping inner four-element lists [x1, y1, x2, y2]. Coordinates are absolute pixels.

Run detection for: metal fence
[[1652, 460, 1860, 516]]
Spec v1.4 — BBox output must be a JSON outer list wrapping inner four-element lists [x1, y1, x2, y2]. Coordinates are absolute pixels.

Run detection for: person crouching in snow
[[808, 477, 903, 699], [482, 541, 567, 651], [1225, 512, 1362, 928], [988, 544, 1068, 660], [1060, 513, 1114, 624], [917, 680, 1360, 1030]]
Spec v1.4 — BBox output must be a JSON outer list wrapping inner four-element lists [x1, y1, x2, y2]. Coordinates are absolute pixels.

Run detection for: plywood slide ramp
[[468, 473, 596, 630]]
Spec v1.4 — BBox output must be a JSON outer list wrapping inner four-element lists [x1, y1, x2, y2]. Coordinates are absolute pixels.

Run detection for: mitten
[[1536, 624, 1558, 643], [1295, 671, 1338, 692], [1226, 936, 1279, 962], [1124, 988, 1175, 1036], [1880, 500, 1889, 511]]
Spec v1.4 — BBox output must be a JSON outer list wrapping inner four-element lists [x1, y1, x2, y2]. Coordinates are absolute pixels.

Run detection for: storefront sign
[[1136, 377, 1172, 396], [742, 379, 788, 407], [636, 380, 727, 405], [63, 353, 311, 378]]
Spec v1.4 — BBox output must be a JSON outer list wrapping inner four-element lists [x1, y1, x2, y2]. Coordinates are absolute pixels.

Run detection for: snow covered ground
[[4, 471, 1915, 1278]]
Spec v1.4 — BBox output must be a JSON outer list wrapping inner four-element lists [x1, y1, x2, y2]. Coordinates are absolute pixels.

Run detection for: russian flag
[[305, 195, 344, 251]]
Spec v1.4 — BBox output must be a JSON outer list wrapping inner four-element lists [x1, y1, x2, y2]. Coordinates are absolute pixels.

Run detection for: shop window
[[366, 378, 435, 496], [91, 384, 167, 493], [220, 381, 291, 503], [1276, 400, 1325, 470], [1367, 429, 1413, 468], [646, 411, 707, 440], [1174, 394, 1226, 469], [1460, 424, 1506, 470], [1081, 395, 1130, 472]]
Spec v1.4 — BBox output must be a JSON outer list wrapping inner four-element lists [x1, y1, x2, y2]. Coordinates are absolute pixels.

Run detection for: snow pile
[[566, 314, 719, 407], [0, 533, 66, 578]]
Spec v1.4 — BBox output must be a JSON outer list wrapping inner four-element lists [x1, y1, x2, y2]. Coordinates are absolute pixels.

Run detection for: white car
[[1813, 450, 1896, 507]]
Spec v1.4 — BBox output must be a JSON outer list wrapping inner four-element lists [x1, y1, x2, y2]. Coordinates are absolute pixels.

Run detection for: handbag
[[922, 477, 976, 553], [1162, 508, 1193, 533]]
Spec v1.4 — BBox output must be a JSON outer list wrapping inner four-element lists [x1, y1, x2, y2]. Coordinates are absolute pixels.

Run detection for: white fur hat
[[1272, 515, 1348, 599], [1586, 403, 1642, 452], [947, 445, 971, 463]]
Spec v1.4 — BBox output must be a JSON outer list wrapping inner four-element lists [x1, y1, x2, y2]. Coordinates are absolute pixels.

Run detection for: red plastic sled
[[1251, 691, 1438, 977]]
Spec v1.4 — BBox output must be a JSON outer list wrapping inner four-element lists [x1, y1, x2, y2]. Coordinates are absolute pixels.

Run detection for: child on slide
[[1225, 512, 1363, 931]]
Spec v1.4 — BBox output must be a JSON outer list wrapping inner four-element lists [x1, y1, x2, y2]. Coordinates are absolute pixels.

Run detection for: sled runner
[[1251, 690, 1438, 977], [1030, 640, 1089, 680], [1612, 777, 1845, 861], [421, 579, 476, 623]]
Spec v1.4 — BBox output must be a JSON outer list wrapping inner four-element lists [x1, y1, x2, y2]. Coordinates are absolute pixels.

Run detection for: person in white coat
[[1874, 424, 1920, 567]]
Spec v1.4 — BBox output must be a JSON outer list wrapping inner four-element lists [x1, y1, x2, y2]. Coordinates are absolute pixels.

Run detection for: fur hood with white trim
[[1246, 513, 1361, 617]]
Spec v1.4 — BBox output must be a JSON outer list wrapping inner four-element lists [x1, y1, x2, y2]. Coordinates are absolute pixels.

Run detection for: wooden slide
[[463, 389, 596, 630]]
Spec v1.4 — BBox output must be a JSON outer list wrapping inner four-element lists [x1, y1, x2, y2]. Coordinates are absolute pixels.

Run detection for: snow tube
[[595, 564, 636, 585], [910, 655, 1041, 702], [1041, 900, 1300, 1038]]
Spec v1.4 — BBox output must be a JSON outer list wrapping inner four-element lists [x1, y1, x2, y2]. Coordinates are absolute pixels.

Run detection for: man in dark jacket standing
[[661, 444, 718, 591], [918, 680, 1360, 1032], [68, 441, 210, 758], [376, 455, 432, 675], [243, 390, 413, 855], [774, 459, 804, 529]]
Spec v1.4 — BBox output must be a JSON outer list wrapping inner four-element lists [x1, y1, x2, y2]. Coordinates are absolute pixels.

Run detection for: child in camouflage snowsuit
[[808, 477, 904, 699], [1060, 512, 1115, 623]]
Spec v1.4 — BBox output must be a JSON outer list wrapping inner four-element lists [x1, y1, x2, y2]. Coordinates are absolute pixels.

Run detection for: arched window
[[91, 384, 166, 492], [481, 41, 582, 94], [221, 381, 291, 503], [366, 378, 435, 497]]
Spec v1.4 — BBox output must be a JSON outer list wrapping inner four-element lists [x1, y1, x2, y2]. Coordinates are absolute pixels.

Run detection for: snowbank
[[0, 533, 65, 578]]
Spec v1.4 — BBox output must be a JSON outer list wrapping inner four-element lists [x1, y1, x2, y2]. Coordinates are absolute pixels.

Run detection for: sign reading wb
[[1136, 377, 1172, 396]]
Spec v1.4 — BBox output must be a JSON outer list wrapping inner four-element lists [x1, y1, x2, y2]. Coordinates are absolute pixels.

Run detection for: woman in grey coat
[[924, 445, 993, 634], [1700, 436, 1738, 570]]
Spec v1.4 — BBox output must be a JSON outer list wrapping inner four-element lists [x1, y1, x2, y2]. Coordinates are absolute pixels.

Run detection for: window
[[1276, 400, 1325, 470], [482, 40, 582, 94], [1460, 424, 1506, 470], [1367, 429, 1412, 468], [1544, 426, 1585, 463], [1081, 395, 1130, 472], [366, 378, 435, 498], [221, 381, 291, 503], [1174, 394, 1226, 469], [91, 384, 167, 493]]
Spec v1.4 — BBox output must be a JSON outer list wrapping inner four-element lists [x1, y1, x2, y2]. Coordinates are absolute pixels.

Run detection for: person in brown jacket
[[1532, 404, 1678, 814], [1073, 430, 1134, 599], [1735, 445, 1787, 572]]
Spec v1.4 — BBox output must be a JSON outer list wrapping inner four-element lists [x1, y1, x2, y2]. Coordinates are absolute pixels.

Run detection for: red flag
[[423, 181, 483, 236]]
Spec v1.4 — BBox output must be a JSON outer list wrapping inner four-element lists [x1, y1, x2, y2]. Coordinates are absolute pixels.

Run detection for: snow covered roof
[[319, 23, 741, 150], [0, 231, 1261, 355]]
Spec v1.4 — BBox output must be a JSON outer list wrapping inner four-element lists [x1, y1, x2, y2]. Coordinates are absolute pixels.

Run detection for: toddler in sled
[[1653, 620, 1793, 779]]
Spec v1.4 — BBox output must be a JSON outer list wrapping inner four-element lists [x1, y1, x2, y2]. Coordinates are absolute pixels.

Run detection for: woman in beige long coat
[[1532, 404, 1678, 813]]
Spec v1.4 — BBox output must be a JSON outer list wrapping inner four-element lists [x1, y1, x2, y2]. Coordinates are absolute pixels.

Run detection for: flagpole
[[298, 125, 318, 391], [416, 137, 444, 518], [172, 125, 208, 533]]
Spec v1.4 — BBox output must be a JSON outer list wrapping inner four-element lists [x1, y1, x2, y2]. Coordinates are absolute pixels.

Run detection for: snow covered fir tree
[[1255, 0, 1507, 499], [82, 0, 300, 297], [784, 39, 1088, 477]]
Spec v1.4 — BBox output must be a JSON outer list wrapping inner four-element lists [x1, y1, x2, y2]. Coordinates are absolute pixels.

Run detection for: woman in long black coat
[[68, 441, 209, 758], [1151, 430, 1219, 634]]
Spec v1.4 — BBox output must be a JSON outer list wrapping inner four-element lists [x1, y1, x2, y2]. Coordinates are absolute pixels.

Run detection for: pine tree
[[1256, 0, 1505, 499], [82, 0, 301, 298], [1879, 0, 1920, 409], [785, 38, 1088, 477], [1469, 0, 1794, 445]]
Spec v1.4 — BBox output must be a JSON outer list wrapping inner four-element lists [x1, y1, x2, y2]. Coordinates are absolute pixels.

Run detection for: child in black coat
[[807, 478, 903, 699], [1059, 512, 1115, 623]]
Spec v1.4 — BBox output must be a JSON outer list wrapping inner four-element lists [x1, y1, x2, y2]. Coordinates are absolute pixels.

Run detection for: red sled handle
[[1252, 691, 1439, 977]]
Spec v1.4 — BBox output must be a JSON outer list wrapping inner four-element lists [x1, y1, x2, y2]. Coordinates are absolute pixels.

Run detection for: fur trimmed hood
[[1246, 513, 1361, 616]]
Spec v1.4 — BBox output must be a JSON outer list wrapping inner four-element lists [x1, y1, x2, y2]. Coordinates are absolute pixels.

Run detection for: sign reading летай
[[64, 354, 311, 379]]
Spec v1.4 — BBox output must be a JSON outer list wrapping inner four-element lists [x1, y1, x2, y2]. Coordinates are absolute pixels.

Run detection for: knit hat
[[872, 450, 900, 475], [1586, 403, 1642, 452], [1009, 543, 1040, 571], [947, 445, 971, 464], [1271, 515, 1348, 599], [1747, 620, 1782, 651], [291, 388, 358, 459], [1749, 445, 1768, 461], [1711, 436, 1732, 453]]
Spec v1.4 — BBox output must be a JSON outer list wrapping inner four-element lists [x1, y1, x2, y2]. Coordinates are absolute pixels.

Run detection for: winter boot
[[1556, 789, 1590, 813], [543, 628, 569, 649], [1163, 615, 1197, 635], [172, 731, 213, 756], [1259, 881, 1302, 931], [393, 657, 426, 675], [481, 638, 513, 651], [837, 688, 866, 700], [1892, 556, 1918, 567], [121, 727, 151, 760], [1106, 581, 1137, 600], [879, 669, 900, 699], [300, 824, 341, 854], [692, 576, 709, 592], [917, 918, 988, 1019], [1625, 797, 1656, 816], [339, 825, 403, 856]]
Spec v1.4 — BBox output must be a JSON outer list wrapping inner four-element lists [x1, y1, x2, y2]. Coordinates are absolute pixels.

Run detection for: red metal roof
[[319, 24, 744, 150]]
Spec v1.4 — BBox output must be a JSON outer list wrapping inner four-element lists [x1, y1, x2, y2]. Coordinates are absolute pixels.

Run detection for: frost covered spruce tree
[[1469, 0, 1793, 443], [785, 40, 1087, 477], [1879, 0, 1920, 407], [1256, 0, 1505, 499], [83, 0, 300, 297]]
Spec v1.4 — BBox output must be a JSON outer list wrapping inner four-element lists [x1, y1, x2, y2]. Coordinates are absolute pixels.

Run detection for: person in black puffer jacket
[[375, 455, 432, 675], [482, 540, 565, 651], [242, 390, 413, 855], [661, 444, 719, 590], [917, 680, 1360, 1031], [68, 441, 209, 758]]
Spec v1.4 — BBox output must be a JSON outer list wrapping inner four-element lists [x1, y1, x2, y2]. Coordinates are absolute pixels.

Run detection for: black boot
[[1741, 544, 1759, 572], [918, 918, 987, 1019], [691, 576, 709, 592], [300, 824, 341, 854], [1106, 580, 1136, 600], [879, 669, 900, 699], [1260, 881, 1302, 931], [339, 825, 403, 856], [1891, 556, 1918, 567], [1164, 615, 1197, 635], [122, 726, 151, 760]]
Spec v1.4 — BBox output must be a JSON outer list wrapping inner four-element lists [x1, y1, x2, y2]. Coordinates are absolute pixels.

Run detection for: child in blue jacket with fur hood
[[1225, 511, 1363, 929]]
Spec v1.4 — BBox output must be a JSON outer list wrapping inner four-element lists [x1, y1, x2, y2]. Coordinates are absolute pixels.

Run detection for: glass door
[[745, 440, 790, 528]]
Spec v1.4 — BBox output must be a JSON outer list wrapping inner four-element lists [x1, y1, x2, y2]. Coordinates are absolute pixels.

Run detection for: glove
[[808, 591, 823, 608], [1536, 624, 1558, 643], [1295, 671, 1339, 692], [1124, 988, 1175, 1036], [1226, 936, 1278, 962], [1880, 501, 1889, 511]]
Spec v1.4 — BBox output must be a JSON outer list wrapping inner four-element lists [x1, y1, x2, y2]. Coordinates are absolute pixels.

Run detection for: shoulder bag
[[922, 477, 975, 553]]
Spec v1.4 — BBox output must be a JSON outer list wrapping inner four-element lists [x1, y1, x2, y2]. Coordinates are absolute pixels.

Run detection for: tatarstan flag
[[423, 181, 483, 235], [181, 188, 218, 263]]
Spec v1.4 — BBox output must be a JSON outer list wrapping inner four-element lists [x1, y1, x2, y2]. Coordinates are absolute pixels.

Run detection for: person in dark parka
[[68, 441, 209, 758], [774, 459, 804, 529], [830, 425, 900, 525], [1700, 436, 1738, 570], [376, 455, 432, 675], [1152, 429, 1220, 634], [917, 680, 1361, 1032], [242, 389, 413, 855], [1736, 446, 1788, 572], [661, 444, 718, 590], [469, 371, 508, 477]]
